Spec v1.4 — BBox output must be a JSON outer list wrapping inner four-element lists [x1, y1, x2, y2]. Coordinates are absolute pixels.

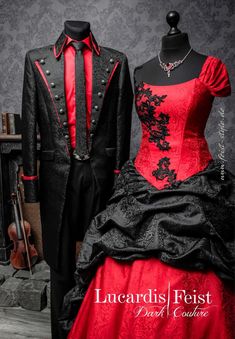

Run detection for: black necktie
[[71, 41, 89, 160]]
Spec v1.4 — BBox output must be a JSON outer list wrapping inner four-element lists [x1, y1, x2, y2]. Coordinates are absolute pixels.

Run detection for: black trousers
[[50, 158, 104, 339]]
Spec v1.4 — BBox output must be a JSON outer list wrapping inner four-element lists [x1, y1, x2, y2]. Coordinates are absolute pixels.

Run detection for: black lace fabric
[[135, 81, 181, 188], [59, 159, 235, 332], [152, 156, 181, 187], [135, 81, 170, 151]]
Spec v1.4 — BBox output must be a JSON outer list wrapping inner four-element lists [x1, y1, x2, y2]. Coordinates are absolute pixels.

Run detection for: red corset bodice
[[134, 56, 231, 190]]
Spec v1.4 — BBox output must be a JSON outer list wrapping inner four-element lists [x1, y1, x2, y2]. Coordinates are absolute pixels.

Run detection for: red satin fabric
[[68, 257, 234, 339], [68, 56, 233, 338], [134, 56, 231, 190], [64, 34, 92, 149]]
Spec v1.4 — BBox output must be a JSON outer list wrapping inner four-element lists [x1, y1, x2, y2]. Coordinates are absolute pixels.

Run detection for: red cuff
[[21, 174, 38, 181], [114, 169, 120, 174]]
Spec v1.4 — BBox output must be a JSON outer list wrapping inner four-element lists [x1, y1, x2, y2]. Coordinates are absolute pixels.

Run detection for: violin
[[8, 185, 38, 274]]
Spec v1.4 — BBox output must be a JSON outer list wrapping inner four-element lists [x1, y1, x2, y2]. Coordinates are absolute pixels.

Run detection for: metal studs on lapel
[[59, 108, 64, 114], [90, 133, 94, 138], [94, 105, 99, 111], [64, 134, 69, 139], [63, 121, 68, 127], [97, 92, 103, 98], [91, 119, 96, 124], [101, 79, 106, 85], [106, 68, 110, 73], [50, 82, 55, 88], [46, 70, 50, 75], [55, 94, 59, 100], [109, 58, 114, 64], [40, 59, 45, 65]]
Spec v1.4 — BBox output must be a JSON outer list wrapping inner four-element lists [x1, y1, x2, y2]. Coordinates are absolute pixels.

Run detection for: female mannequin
[[135, 11, 208, 85]]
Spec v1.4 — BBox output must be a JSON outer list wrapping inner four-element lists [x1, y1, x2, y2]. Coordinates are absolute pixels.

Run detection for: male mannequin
[[21, 20, 133, 338]]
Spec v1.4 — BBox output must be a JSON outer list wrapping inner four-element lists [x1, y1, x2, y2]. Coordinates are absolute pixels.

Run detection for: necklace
[[158, 48, 192, 77]]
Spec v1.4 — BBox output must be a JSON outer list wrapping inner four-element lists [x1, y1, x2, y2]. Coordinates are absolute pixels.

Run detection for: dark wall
[[0, 0, 234, 171]]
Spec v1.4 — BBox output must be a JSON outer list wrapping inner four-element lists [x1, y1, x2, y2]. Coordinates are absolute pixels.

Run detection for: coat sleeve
[[21, 51, 39, 203], [115, 55, 133, 174]]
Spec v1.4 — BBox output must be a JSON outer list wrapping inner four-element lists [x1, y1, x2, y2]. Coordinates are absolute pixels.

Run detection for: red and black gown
[[60, 56, 235, 339]]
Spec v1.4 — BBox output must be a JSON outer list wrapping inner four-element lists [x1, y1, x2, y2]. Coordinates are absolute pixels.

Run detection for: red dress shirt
[[64, 34, 92, 149]]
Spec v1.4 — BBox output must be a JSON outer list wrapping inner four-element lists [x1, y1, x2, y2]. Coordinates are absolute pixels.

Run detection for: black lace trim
[[152, 157, 181, 188], [135, 81, 170, 151]]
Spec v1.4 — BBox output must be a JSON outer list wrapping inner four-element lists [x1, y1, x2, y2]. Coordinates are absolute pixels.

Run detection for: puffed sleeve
[[199, 56, 231, 97]]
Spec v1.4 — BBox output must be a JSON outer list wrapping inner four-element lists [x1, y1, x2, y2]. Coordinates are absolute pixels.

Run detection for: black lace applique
[[152, 157, 181, 188], [135, 81, 170, 151]]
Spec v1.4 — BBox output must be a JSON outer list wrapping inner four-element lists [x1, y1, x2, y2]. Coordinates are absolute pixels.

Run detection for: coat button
[[94, 105, 99, 111], [97, 92, 103, 98], [91, 119, 96, 124], [51, 82, 55, 88], [40, 59, 45, 65], [90, 133, 94, 138], [55, 94, 59, 100], [46, 70, 50, 75], [101, 79, 106, 85], [63, 121, 68, 127], [106, 68, 110, 73], [59, 108, 64, 114], [64, 134, 69, 139], [109, 58, 114, 64]]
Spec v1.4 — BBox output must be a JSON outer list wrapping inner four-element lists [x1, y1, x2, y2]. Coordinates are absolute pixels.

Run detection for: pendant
[[166, 63, 174, 77]]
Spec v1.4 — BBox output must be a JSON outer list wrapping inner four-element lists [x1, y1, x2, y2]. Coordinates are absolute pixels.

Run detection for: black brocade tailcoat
[[21, 31, 133, 271]]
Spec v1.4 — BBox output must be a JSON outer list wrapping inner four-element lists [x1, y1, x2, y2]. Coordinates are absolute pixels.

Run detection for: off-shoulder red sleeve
[[199, 56, 231, 97]]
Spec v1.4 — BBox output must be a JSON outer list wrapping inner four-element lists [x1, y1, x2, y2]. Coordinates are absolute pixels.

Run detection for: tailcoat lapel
[[90, 47, 120, 145], [34, 32, 70, 150]]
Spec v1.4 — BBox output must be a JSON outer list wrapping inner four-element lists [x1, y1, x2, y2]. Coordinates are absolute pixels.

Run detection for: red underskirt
[[68, 257, 235, 339]]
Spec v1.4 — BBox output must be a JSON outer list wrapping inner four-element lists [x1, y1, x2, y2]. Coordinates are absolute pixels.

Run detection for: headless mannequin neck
[[64, 20, 90, 41], [160, 33, 191, 61]]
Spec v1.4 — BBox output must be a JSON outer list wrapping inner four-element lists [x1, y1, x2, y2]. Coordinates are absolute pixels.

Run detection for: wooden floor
[[0, 307, 51, 339]]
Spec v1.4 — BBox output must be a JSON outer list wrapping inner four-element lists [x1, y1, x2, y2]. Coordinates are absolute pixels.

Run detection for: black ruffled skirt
[[59, 159, 235, 332]]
